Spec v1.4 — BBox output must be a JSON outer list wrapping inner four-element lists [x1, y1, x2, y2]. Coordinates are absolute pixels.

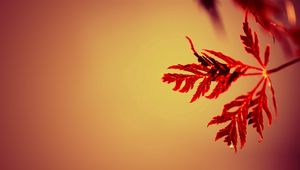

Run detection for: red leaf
[[208, 92, 252, 150], [267, 78, 278, 116], [237, 115, 247, 148], [247, 79, 275, 140], [208, 78, 274, 151], [162, 37, 249, 103], [262, 98, 272, 125], [233, 0, 294, 56], [198, 0, 297, 57], [240, 13, 264, 66], [162, 13, 280, 151]]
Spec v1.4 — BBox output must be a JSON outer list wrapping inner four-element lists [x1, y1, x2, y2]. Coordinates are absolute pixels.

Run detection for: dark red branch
[[243, 57, 300, 77], [267, 57, 300, 74]]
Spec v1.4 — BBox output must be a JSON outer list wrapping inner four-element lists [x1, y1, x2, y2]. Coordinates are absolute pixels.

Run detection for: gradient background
[[1, 1, 300, 170]]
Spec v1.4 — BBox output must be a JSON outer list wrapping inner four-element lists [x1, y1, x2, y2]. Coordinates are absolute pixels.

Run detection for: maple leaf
[[248, 80, 273, 140], [208, 76, 276, 151], [207, 14, 278, 151], [207, 78, 260, 150], [162, 36, 251, 103], [163, 2, 300, 152], [159, 10, 300, 153], [207, 93, 251, 151], [240, 12, 263, 66], [240, 13, 278, 116]]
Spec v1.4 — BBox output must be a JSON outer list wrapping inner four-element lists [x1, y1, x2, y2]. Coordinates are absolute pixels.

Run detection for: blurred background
[[0, 1, 300, 170]]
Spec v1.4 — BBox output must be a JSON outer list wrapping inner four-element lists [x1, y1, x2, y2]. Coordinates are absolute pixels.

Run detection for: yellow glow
[[229, 144, 234, 149], [286, 0, 297, 25], [262, 69, 268, 78]]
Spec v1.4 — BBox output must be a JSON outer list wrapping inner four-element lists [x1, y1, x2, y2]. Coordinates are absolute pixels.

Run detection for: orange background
[[1, 1, 300, 170]]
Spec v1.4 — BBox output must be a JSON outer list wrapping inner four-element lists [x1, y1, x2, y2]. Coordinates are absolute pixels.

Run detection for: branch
[[243, 57, 300, 76], [267, 57, 300, 74]]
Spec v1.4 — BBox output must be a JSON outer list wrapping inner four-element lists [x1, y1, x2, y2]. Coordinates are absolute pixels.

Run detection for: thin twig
[[185, 36, 197, 54], [267, 57, 300, 74], [243, 57, 300, 77]]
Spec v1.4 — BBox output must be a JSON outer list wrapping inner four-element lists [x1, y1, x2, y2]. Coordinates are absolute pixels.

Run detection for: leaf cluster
[[162, 13, 277, 152]]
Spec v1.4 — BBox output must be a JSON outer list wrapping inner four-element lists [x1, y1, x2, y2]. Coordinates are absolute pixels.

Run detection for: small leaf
[[240, 14, 264, 66], [163, 37, 249, 103], [267, 78, 278, 115], [208, 91, 252, 150], [237, 114, 247, 148], [247, 79, 275, 140]]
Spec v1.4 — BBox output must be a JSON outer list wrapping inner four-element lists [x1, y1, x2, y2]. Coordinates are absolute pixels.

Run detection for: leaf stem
[[185, 36, 197, 54], [267, 57, 300, 74], [243, 57, 300, 76]]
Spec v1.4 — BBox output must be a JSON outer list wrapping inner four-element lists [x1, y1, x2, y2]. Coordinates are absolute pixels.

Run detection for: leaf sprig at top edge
[[198, 0, 300, 57]]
